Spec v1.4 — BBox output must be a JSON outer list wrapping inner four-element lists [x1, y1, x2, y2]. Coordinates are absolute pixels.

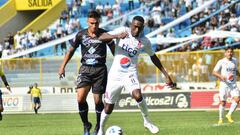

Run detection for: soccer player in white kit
[[97, 16, 175, 135], [212, 47, 240, 125]]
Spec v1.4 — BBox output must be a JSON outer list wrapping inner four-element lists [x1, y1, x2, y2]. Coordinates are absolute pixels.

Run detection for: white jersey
[[108, 27, 154, 74], [213, 57, 238, 84], [104, 27, 155, 104]]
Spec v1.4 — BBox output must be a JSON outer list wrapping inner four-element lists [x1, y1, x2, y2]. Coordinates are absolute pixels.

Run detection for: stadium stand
[[1, 0, 240, 88], [0, 0, 8, 6]]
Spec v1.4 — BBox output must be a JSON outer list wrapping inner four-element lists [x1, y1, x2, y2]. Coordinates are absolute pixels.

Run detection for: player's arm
[[143, 37, 175, 88], [99, 32, 128, 42], [59, 47, 76, 78], [212, 71, 226, 81], [0, 73, 11, 92], [150, 54, 175, 88], [107, 40, 115, 56], [99, 27, 128, 41], [212, 61, 226, 81], [59, 33, 80, 79]]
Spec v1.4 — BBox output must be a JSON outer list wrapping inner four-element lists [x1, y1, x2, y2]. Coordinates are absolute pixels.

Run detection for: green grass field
[[1, 111, 240, 135]]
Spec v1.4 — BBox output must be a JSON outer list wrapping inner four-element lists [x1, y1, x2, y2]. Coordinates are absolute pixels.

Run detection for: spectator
[[35, 30, 43, 44], [128, 0, 134, 10], [14, 31, 22, 49], [106, 9, 113, 20], [202, 36, 212, 50], [29, 34, 37, 47], [89, 0, 94, 10], [65, 20, 74, 35], [60, 10, 69, 24], [55, 24, 64, 55], [96, 2, 104, 15], [4, 38, 10, 50], [75, 0, 82, 17], [104, 2, 112, 15], [7, 33, 14, 48], [185, 0, 193, 11], [151, 2, 162, 26], [42, 29, 53, 42], [70, 16, 81, 32], [1, 46, 10, 58], [210, 16, 218, 29], [112, 1, 121, 18], [60, 32, 67, 55]]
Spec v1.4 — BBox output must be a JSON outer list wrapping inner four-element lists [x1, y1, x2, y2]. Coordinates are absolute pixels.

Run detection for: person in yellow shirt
[[30, 83, 42, 114], [0, 64, 11, 121]]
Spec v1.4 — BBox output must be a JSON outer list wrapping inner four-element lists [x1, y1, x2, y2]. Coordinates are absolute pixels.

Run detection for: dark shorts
[[0, 90, 2, 107], [0, 90, 2, 99], [76, 65, 107, 94], [33, 97, 41, 104]]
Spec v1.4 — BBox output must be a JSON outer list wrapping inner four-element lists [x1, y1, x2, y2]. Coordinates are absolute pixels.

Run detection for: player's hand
[[6, 85, 11, 93], [220, 76, 226, 81], [166, 82, 177, 89], [58, 68, 65, 79], [117, 32, 128, 39]]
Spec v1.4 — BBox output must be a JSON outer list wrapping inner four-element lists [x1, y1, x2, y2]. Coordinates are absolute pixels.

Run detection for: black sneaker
[[92, 124, 99, 135], [84, 122, 92, 135], [0, 113, 2, 121]]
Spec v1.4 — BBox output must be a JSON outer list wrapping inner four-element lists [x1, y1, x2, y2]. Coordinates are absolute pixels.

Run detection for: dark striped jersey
[[72, 28, 114, 66]]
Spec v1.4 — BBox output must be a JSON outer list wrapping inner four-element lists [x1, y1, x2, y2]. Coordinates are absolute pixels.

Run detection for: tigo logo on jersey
[[122, 44, 138, 57], [120, 57, 131, 68]]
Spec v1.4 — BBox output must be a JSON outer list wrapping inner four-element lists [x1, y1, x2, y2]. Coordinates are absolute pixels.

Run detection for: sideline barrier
[[2, 90, 233, 114]]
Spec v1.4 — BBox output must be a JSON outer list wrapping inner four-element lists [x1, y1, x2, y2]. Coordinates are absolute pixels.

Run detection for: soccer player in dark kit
[[59, 10, 124, 135]]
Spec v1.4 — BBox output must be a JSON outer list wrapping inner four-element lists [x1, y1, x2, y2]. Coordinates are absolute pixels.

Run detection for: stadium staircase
[[0, 0, 66, 42]]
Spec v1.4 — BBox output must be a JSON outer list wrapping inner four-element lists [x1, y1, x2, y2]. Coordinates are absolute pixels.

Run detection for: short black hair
[[133, 16, 145, 24], [88, 10, 101, 19], [225, 46, 233, 51]]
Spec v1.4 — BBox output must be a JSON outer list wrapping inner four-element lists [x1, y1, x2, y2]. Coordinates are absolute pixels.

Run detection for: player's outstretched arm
[[150, 54, 175, 88], [99, 32, 128, 41], [59, 47, 76, 79]]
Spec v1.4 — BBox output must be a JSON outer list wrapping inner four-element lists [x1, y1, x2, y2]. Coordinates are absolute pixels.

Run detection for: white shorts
[[104, 72, 140, 104], [219, 82, 240, 101]]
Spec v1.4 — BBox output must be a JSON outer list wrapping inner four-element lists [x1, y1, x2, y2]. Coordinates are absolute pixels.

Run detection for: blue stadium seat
[[0, 0, 8, 6]]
